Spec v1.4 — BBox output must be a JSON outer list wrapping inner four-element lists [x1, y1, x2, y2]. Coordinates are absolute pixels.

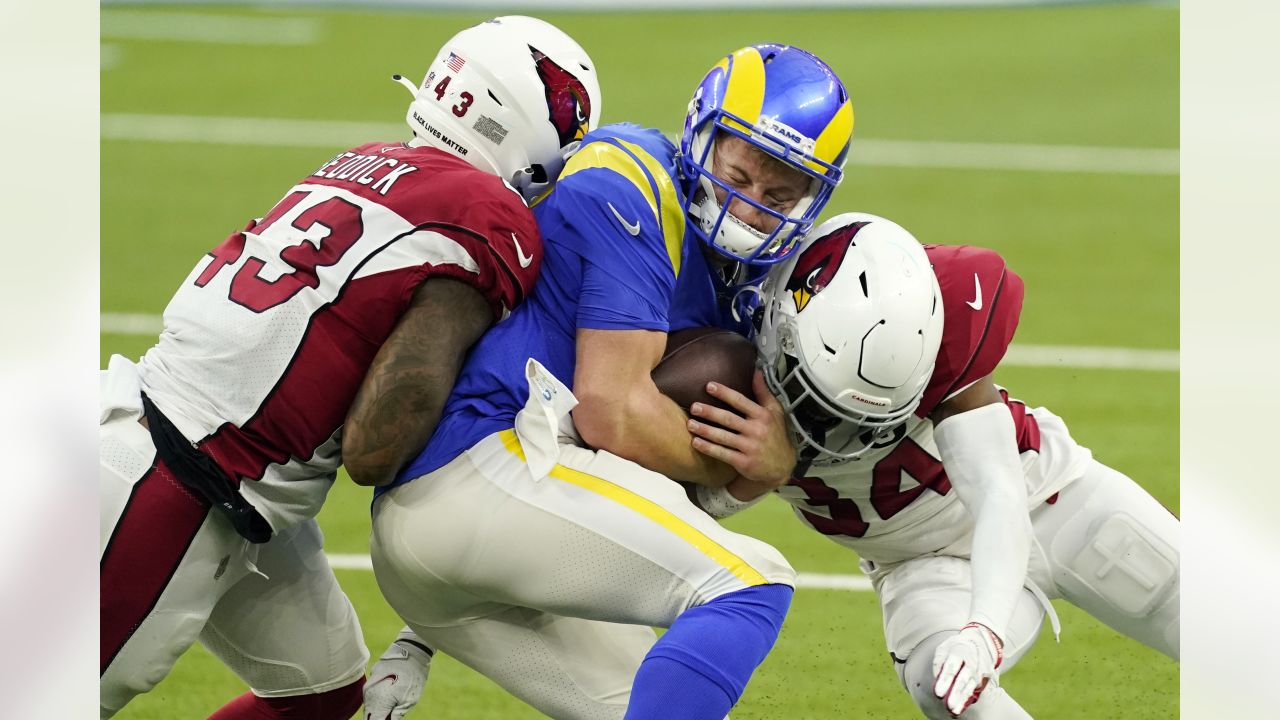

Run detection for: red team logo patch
[[786, 221, 870, 312], [530, 45, 592, 149]]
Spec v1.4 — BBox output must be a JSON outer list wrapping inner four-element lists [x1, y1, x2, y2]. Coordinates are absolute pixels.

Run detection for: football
[[652, 327, 758, 412]]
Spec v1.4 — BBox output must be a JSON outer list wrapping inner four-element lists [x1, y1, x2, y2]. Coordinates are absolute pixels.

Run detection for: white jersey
[[772, 244, 1092, 565], [776, 401, 1091, 566], [131, 141, 542, 531]]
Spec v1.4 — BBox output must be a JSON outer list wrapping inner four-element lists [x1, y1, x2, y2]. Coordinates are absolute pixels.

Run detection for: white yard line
[[327, 553, 374, 571], [100, 11, 322, 46], [325, 553, 873, 591], [103, 114, 399, 148], [101, 312, 164, 336], [1003, 344, 1179, 372], [794, 571, 873, 591], [100, 311, 1177, 372], [851, 138, 1177, 176], [100, 113, 1178, 176]]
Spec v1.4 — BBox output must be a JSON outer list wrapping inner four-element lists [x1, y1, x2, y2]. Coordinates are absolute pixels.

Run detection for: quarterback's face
[[710, 135, 809, 233]]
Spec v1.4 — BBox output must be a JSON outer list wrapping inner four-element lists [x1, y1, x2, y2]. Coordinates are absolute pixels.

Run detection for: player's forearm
[[934, 402, 1031, 638], [575, 386, 735, 487], [966, 483, 1031, 634], [344, 365, 455, 486], [344, 279, 492, 486]]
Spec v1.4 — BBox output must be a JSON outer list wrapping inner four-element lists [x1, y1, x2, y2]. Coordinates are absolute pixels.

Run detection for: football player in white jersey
[[98, 17, 600, 719], [686, 213, 1179, 718]]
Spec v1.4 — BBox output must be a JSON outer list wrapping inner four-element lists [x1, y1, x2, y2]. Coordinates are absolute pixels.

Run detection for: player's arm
[[573, 328, 737, 487], [928, 374, 1030, 714], [343, 278, 492, 487]]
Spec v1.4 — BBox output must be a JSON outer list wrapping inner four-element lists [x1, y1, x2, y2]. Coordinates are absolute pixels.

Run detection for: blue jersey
[[388, 123, 744, 488]]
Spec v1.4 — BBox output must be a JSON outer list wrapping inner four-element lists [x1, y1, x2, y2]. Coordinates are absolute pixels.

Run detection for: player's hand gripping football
[[687, 369, 796, 489], [363, 629, 433, 720], [932, 622, 1004, 717]]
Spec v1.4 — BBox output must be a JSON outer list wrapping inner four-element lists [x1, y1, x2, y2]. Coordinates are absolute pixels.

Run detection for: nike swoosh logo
[[368, 673, 398, 687], [966, 273, 983, 311], [607, 202, 641, 236], [512, 233, 533, 268]]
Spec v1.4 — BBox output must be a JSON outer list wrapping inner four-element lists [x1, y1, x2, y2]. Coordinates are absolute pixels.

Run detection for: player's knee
[[690, 582, 794, 659], [645, 583, 793, 701], [898, 631, 957, 720], [718, 582, 793, 638], [100, 643, 184, 718], [897, 632, 1033, 720]]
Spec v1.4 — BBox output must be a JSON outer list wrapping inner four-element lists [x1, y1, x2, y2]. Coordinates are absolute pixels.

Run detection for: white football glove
[[364, 627, 434, 720], [931, 622, 1004, 717]]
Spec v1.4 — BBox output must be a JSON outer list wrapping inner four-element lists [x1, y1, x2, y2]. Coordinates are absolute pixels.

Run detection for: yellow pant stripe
[[498, 430, 767, 586]]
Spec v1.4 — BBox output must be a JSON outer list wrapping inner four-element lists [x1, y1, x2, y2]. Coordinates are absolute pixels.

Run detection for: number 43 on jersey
[[195, 190, 364, 313]]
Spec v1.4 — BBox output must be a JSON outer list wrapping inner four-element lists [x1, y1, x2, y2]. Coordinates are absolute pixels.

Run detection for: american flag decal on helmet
[[446, 52, 465, 73], [529, 45, 591, 149]]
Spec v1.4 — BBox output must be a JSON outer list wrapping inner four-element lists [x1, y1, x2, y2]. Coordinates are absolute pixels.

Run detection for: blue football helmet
[[679, 44, 854, 268]]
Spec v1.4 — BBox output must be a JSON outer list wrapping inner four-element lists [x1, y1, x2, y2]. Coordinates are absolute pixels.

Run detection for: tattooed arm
[[343, 278, 493, 487]]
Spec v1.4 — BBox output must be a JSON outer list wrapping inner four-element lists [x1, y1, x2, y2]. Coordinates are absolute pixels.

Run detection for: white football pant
[[99, 403, 367, 717], [371, 426, 796, 720], [874, 459, 1178, 718]]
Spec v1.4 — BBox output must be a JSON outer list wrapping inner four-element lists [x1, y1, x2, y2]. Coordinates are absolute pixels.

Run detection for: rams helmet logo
[[786, 221, 870, 312], [530, 45, 592, 149]]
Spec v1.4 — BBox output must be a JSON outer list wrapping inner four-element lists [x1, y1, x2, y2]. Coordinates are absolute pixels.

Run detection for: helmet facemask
[[761, 319, 919, 465], [681, 110, 838, 270], [678, 44, 853, 279]]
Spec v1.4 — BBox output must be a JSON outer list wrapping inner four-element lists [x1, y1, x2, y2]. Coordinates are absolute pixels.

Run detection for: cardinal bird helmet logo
[[785, 221, 870, 312], [529, 45, 592, 149]]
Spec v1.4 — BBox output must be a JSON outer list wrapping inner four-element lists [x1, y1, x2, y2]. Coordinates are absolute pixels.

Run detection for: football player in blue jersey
[[362, 45, 853, 720]]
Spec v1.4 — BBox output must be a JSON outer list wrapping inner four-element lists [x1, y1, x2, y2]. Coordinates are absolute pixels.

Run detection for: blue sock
[[624, 583, 794, 720]]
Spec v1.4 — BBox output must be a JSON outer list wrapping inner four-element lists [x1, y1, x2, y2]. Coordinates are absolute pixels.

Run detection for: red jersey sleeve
[[916, 245, 1024, 417], [449, 177, 542, 317], [311, 142, 542, 319]]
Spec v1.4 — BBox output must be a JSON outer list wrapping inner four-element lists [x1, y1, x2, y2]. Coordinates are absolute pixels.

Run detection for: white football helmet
[[394, 16, 601, 200], [756, 212, 943, 463]]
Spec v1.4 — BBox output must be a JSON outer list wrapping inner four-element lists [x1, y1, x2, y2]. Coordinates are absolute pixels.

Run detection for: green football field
[[101, 3, 1178, 718]]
